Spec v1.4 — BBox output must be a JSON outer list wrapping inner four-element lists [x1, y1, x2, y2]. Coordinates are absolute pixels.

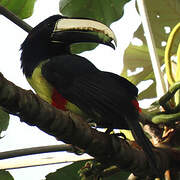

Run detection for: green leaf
[[45, 161, 130, 180], [59, 0, 131, 53], [0, 170, 14, 180], [0, 0, 36, 19], [122, 44, 164, 100], [135, 0, 180, 54], [122, 0, 180, 100], [70, 43, 99, 56], [59, 0, 130, 26], [0, 107, 9, 135], [45, 161, 86, 180]]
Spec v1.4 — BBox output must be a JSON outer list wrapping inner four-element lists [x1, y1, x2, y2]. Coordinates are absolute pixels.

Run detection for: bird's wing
[[41, 54, 138, 129], [42, 55, 160, 173]]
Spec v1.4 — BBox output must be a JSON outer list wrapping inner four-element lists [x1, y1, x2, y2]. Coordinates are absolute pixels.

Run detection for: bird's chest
[[26, 61, 82, 114], [27, 62, 54, 105]]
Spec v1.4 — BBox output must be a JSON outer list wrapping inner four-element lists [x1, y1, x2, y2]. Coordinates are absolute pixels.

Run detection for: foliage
[[59, 0, 130, 26], [59, 0, 130, 53], [0, 170, 14, 180], [122, 0, 180, 100], [46, 161, 87, 180], [46, 161, 130, 180], [0, 0, 36, 19]]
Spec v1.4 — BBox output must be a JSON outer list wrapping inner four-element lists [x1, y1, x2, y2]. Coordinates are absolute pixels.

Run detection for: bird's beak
[[51, 18, 117, 49]]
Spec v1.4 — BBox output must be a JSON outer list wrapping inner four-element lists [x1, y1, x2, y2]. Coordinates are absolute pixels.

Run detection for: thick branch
[[0, 73, 175, 177]]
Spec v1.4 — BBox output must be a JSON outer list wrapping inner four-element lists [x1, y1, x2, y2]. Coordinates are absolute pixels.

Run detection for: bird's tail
[[126, 114, 160, 177]]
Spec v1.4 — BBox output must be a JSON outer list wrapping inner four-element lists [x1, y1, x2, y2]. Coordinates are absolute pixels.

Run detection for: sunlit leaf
[[122, 43, 164, 99], [122, 0, 180, 100], [135, 0, 180, 54]]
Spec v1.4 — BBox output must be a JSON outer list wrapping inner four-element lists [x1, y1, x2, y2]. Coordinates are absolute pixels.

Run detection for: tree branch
[[0, 73, 175, 177]]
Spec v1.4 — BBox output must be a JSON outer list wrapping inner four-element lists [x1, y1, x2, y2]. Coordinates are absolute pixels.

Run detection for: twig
[[143, 124, 163, 145], [0, 144, 73, 160], [0, 153, 92, 170], [0, 5, 32, 33]]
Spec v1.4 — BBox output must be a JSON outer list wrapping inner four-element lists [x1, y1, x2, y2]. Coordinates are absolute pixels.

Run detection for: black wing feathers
[[42, 54, 138, 129], [42, 55, 160, 174]]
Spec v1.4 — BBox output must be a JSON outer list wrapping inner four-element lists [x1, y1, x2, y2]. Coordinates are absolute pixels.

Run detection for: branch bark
[[0, 73, 176, 177]]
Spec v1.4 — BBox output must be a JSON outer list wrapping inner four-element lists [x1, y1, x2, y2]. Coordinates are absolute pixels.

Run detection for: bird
[[20, 15, 159, 176]]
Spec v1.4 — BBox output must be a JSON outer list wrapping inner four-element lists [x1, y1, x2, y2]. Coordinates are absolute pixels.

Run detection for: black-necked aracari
[[20, 15, 159, 176]]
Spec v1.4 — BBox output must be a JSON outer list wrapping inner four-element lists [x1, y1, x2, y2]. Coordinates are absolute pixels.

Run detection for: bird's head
[[21, 15, 117, 76]]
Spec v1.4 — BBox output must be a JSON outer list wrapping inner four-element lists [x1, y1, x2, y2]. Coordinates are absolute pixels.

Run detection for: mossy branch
[[0, 72, 176, 178]]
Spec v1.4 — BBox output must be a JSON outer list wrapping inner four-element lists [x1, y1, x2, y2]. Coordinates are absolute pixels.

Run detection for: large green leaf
[[59, 0, 131, 54], [0, 0, 36, 19], [0, 170, 14, 180], [59, 0, 130, 26], [135, 0, 180, 53], [122, 0, 180, 100], [122, 44, 165, 100], [45, 161, 130, 180], [45, 161, 86, 180]]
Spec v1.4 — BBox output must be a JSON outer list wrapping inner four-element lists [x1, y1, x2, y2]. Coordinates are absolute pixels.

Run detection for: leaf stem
[[136, 0, 167, 97], [0, 5, 32, 33], [0, 144, 73, 160]]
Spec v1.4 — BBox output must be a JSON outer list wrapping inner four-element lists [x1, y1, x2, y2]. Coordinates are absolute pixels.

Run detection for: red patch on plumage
[[131, 99, 142, 113], [52, 88, 67, 110]]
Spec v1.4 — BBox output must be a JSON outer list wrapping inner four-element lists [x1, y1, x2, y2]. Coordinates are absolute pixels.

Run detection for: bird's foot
[[68, 145, 85, 155], [114, 132, 127, 140], [105, 128, 127, 140]]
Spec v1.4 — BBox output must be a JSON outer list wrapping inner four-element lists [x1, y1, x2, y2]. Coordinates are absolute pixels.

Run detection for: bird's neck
[[21, 41, 70, 77]]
